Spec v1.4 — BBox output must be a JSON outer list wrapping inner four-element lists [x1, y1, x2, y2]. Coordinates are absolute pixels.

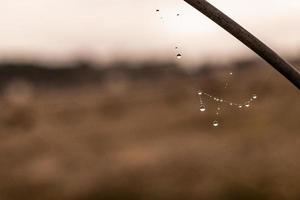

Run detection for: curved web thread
[[197, 70, 258, 127]]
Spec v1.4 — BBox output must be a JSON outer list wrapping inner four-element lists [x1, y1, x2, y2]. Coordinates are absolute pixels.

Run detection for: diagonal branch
[[184, 0, 300, 89]]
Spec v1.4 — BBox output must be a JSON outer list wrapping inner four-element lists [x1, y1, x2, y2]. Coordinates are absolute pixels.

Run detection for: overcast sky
[[0, 0, 300, 65]]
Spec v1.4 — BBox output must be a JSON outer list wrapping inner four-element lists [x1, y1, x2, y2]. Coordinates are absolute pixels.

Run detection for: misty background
[[0, 0, 300, 65]]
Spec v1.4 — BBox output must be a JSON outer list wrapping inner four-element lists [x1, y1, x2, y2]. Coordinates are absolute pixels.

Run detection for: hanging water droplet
[[230, 103, 233, 106], [200, 105, 206, 112], [213, 120, 219, 127], [252, 94, 257, 99], [245, 104, 250, 108], [230, 72, 233, 75], [217, 107, 221, 111], [220, 99, 224, 102], [238, 105, 243, 108], [198, 92, 203, 95], [176, 54, 182, 59]]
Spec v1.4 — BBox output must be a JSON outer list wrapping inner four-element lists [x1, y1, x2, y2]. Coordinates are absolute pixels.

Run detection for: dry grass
[[0, 64, 299, 200]]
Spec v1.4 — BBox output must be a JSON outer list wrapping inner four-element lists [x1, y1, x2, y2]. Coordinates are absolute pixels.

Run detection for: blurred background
[[0, 0, 299, 200]]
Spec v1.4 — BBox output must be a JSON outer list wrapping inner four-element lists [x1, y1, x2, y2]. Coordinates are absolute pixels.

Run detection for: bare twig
[[184, 0, 300, 89]]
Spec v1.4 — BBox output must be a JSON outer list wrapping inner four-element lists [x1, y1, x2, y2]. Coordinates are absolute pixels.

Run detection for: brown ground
[[0, 63, 299, 200]]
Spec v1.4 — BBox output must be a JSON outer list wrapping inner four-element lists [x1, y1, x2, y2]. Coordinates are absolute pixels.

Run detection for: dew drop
[[230, 103, 233, 106], [176, 54, 182, 59], [245, 104, 250, 108], [200, 105, 206, 112], [213, 120, 219, 127], [217, 107, 221, 111], [230, 72, 233, 75], [238, 105, 243, 108], [252, 94, 257, 99], [198, 92, 203, 95]]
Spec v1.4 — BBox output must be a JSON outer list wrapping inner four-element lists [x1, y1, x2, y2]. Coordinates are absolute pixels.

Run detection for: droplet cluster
[[198, 91, 257, 109], [198, 72, 258, 127]]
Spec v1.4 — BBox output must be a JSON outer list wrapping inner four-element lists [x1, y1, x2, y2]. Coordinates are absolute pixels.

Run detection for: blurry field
[[0, 61, 299, 200]]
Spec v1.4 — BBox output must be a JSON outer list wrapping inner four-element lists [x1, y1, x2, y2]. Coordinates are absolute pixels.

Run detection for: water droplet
[[176, 54, 182, 59], [217, 107, 221, 111], [198, 92, 203, 95], [220, 99, 224, 102], [200, 105, 206, 112], [245, 104, 250, 108], [238, 105, 243, 108], [230, 72, 233, 75], [213, 120, 219, 127], [252, 94, 257, 99], [230, 103, 233, 106]]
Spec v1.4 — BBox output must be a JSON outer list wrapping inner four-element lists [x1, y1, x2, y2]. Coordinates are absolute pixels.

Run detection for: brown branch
[[184, 0, 300, 89]]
